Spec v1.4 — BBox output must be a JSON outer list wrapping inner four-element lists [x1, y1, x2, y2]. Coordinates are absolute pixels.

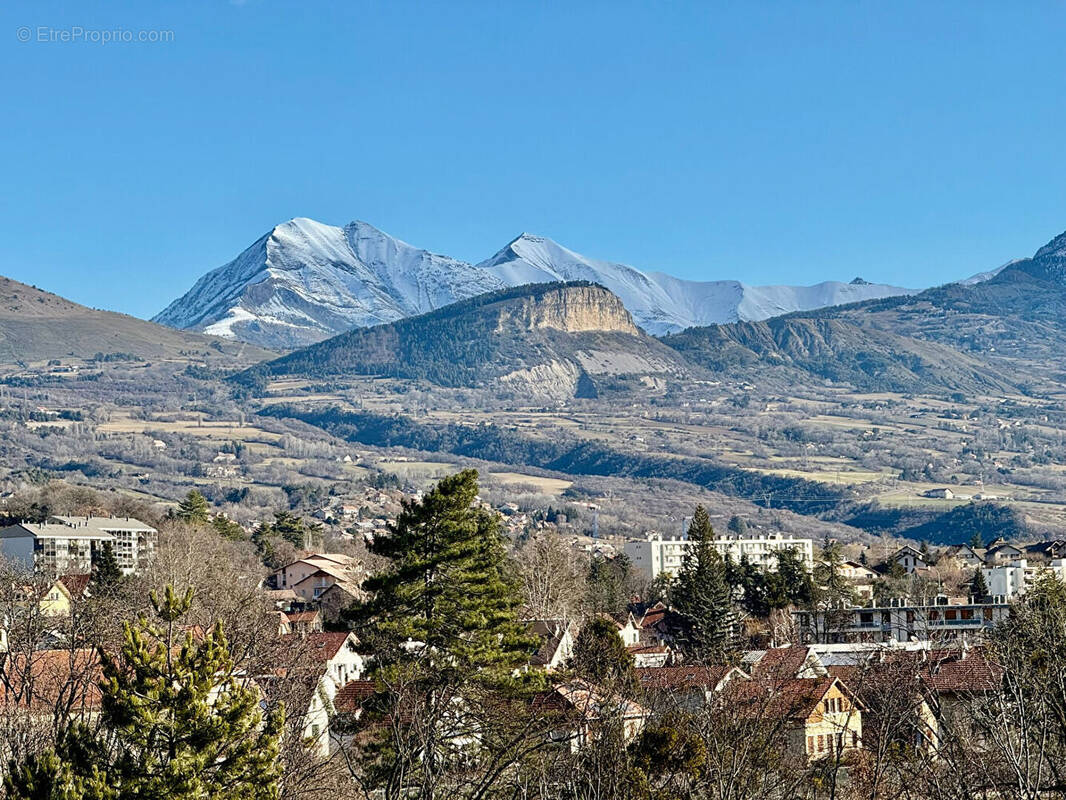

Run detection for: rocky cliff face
[[233, 281, 688, 400], [493, 284, 639, 335]]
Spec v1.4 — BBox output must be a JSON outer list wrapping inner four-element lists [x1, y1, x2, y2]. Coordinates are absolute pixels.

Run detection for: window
[[817, 734, 824, 753], [807, 736, 814, 753], [852, 732, 858, 747]]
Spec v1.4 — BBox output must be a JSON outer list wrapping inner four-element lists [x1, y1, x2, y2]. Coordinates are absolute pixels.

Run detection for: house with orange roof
[[732, 675, 863, 762]]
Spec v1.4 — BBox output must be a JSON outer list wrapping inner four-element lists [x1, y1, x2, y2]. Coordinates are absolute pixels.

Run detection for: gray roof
[[48, 516, 156, 533], [0, 522, 114, 540]]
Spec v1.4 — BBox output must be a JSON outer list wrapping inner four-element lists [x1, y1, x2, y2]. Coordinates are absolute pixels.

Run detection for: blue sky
[[3, 1, 1066, 319]]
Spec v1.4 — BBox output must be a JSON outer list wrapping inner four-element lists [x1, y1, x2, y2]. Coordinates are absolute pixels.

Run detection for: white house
[[275, 631, 364, 760], [982, 558, 1066, 602]]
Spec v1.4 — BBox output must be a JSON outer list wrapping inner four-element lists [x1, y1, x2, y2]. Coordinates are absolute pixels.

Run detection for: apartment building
[[795, 601, 1010, 644], [982, 558, 1066, 601], [625, 531, 814, 580], [0, 516, 157, 574]]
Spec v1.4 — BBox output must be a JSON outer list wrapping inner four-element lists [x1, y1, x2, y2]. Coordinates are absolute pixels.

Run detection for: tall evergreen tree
[[687, 505, 714, 541], [812, 541, 857, 637], [346, 469, 534, 684], [971, 567, 989, 600], [773, 547, 815, 607], [175, 490, 210, 526], [672, 511, 736, 663], [5, 586, 283, 800], [343, 471, 540, 796], [89, 542, 122, 594]]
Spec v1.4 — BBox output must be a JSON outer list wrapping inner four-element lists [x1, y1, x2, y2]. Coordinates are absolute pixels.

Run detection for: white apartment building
[[0, 516, 157, 575], [982, 558, 1066, 602], [625, 532, 814, 580]]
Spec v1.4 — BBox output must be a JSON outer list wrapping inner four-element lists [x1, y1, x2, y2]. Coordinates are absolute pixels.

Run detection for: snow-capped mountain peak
[[156, 216, 918, 347], [153, 218, 503, 349]]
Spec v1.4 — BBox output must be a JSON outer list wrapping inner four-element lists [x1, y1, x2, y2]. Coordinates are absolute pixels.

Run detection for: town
[[1, 471, 1063, 798]]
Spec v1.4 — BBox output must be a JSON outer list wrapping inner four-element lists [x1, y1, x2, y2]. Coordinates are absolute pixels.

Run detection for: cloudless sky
[[3, 1, 1066, 319]]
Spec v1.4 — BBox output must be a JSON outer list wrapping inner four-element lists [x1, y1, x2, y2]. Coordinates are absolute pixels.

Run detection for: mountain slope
[[665, 228, 1066, 393], [0, 276, 272, 367], [480, 233, 914, 334], [233, 282, 691, 400], [157, 218, 915, 347], [154, 218, 505, 350]]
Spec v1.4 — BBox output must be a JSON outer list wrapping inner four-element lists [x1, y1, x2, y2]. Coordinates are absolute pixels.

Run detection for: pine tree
[[672, 512, 736, 663], [89, 542, 123, 594], [175, 490, 210, 526], [211, 514, 246, 542], [969, 531, 985, 549], [5, 586, 283, 800], [568, 616, 638, 695], [971, 567, 989, 600], [813, 542, 858, 636], [688, 505, 714, 541], [346, 469, 535, 685]]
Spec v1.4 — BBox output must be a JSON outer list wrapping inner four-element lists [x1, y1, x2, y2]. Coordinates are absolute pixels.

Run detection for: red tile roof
[[921, 648, 1002, 694], [0, 648, 103, 711], [58, 574, 91, 597], [636, 665, 742, 691], [280, 631, 354, 663], [334, 679, 377, 713], [731, 676, 840, 721], [751, 646, 813, 680]]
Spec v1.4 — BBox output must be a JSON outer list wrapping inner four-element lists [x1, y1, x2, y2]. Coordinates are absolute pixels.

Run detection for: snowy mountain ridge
[[155, 217, 920, 347]]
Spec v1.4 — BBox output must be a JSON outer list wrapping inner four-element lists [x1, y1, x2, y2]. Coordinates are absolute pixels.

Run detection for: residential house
[[839, 560, 879, 600], [531, 679, 650, 751], [944, 545, 986, 569], [746, 645, 829, 680], [604, 612, 642, 648], [0, 648, 103, 761], [1022, 539, 1066, 563], [272, 553, 355, 591], [528, 619, 577, 671], [627, 642, 671, 668], [317, 579, 365, 623], [984, 542, 1024, 563], [285, 609, 324, 634], [270, 631, 365, 759], [888, 546, 928, 575], [732, 675, 863, 763], [637, 665, 749, 711], [916, 644, 1002, 742], [272, 553, 364, 603]]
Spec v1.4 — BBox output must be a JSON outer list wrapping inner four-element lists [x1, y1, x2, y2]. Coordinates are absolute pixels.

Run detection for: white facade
[[625, 532, 814, 580], [0, 516, 156, 575], [982, 558, 1066, 602]]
